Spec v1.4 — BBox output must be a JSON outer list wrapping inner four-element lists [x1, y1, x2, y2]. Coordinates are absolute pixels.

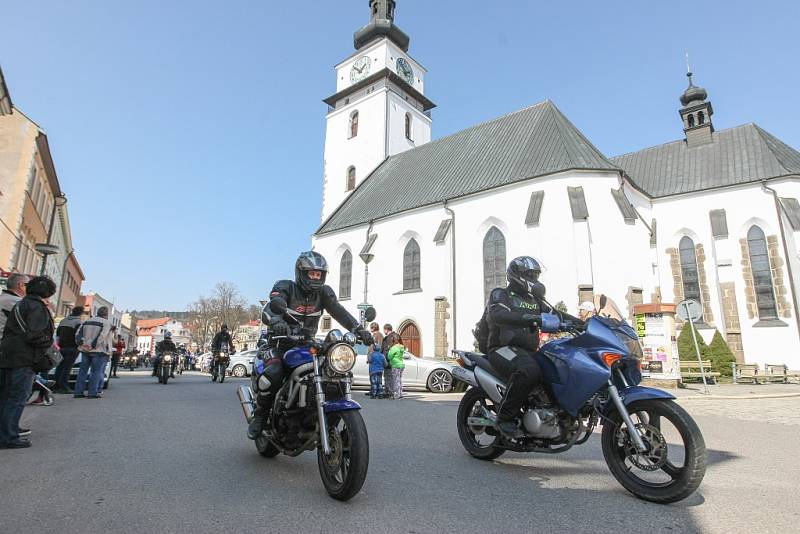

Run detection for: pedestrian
[[367, 322, 383, 354], [73, 306, 114, 399], [0, 275, 57, 449], [111, 331, 125, 378], [381, 323, 396, 397], [53, 306, 83, 393], [0, 274, 29, 341], [368, 343, 387, 398], [387, 334, 406, 399], [578, 301, 595, 322]]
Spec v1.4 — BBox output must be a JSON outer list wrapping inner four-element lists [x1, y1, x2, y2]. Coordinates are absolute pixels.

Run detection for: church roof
[[611, 123, 800, 198], [316, 100, 617, 235]]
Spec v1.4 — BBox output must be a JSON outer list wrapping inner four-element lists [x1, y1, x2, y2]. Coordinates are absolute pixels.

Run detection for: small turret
[[354, 0, 410, 51], [678, 67, 714, 147]]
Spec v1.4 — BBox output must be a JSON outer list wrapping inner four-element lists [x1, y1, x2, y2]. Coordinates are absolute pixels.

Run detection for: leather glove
[[271, 321, 289, 336], [354, 327, 373, 346]]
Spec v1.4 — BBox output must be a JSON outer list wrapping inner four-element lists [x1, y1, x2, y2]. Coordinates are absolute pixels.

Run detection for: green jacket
[[387, 344, 405, 369]]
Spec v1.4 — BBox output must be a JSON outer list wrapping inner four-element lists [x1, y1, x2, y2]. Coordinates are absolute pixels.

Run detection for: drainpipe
[[443, 201, 457, 350], [762, 182, 800, 338]]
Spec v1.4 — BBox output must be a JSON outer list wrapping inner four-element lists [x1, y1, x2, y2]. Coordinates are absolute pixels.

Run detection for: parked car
[[199, 352, 213, 373], [228, 349, 257, 378], [352, 344, 458, 393], [48, 353, 112, 390]]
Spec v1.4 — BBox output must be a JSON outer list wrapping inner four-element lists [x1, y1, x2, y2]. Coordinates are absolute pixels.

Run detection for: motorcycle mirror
[[599, 294, 608, 311], [269, 297, 288, 315], [364, 307, 377, 322]]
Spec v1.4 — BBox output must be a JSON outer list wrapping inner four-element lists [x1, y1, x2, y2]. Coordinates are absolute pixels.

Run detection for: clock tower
[[320, 0, 435, 222]]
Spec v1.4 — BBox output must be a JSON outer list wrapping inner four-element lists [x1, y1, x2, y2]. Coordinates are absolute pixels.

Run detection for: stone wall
[[694, 243, 715, 325], [625, 287, 644, 321], [433, 297, 450, 359], [719, 281, 745, 362]]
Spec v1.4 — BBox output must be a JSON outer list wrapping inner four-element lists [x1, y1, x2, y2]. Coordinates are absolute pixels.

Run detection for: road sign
[[677, 299, 703, 322], [357, 303, 372, 310]]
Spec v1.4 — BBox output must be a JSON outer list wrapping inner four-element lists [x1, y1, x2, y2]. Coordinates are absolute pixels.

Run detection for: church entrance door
[[399, 321, 421, 357]]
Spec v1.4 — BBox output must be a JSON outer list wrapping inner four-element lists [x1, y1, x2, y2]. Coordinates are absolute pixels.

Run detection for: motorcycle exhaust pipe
[[237, 386, 255, 423]]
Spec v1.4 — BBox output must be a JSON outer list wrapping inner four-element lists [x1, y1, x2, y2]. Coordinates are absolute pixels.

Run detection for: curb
[[677, 392, 800, 401]]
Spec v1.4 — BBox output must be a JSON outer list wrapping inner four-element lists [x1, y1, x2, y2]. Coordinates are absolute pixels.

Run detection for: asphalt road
[[2, 371, 798, 534]]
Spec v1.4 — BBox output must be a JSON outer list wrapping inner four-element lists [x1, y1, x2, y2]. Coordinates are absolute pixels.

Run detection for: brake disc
[[617, 423, 668, 471]]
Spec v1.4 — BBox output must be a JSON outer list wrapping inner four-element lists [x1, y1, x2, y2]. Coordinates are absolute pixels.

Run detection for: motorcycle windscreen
[[538, 343, 610, 416], [283, 347, 314, 369]]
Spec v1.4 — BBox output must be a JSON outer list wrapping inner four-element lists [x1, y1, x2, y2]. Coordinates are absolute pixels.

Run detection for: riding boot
[[247, 394, 272, 440]]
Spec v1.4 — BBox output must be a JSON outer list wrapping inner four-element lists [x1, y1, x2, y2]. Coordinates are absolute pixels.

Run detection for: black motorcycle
[[237, 298, 375, 501], [212, 349, 230, 383], [157, 353, 174, 384]]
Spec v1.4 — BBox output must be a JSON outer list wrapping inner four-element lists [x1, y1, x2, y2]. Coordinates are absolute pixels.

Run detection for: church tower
[[320, 0, 435, 222], [679, 69, 714, 148]]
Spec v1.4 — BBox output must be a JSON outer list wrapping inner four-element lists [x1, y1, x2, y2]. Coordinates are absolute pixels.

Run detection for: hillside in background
[[129, 310, 190, 320]]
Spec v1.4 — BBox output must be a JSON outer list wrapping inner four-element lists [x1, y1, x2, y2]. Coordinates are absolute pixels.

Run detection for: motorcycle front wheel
[[219, 366, 226, 383], [317, 410, 369, 501], [601, 399, 706, 504]]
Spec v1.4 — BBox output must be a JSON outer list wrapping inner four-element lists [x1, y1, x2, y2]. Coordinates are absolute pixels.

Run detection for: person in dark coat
[[0, 276, 56, 449]]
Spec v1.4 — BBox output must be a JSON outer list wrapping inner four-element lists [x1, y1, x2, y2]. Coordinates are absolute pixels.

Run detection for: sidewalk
[[673, 382, 800, 400]]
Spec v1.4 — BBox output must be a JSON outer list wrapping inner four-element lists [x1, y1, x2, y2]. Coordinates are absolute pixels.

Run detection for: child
[[368, 344, 387, 399], [387, 335, 406, 399]]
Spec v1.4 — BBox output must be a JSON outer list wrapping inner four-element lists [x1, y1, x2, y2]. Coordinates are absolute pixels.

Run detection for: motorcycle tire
[[317, 410, 369, 502], [601, 399, 706, 504], [220, 370, 225, 383], [212, 373, 217, 382], [255, 435, 280, 458], [456, 388, 504, 461]]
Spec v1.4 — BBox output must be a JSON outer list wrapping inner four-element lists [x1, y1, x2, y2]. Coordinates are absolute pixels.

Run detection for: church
[[311, 1, 800, 371]]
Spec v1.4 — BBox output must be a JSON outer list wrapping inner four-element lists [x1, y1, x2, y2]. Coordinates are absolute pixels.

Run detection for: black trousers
[[110, 357, 120, 376], [487, 346, 542, 422], [252, 352, 286, 422]]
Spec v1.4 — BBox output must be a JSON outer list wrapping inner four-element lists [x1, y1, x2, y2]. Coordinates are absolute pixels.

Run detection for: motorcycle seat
[[472, 354, 503, 379]]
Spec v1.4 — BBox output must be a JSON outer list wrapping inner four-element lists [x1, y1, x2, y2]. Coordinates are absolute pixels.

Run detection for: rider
[[485, 256, 580, 438], [153, 331, 178, 378], [247, 250, 373, 440], [211, 325, 235, 374]]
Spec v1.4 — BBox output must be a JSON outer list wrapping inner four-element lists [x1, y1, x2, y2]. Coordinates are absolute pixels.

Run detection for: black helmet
[[164, 331, 172, 340], [295, 251, 328, 293], [221, 324, 228, 331], [507, 256, 542, 297]]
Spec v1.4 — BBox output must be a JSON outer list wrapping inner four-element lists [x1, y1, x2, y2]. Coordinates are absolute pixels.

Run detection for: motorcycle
[[157, 353, 175, 384], [212, 349, 230, 383], [126, 355, 137, 371], [236, 297, 375, 501], [452, 303, 706, 504]]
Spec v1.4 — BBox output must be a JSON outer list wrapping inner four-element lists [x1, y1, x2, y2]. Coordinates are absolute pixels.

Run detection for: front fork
[[312, 355, 332, 456], [607, 378, 647, 453]]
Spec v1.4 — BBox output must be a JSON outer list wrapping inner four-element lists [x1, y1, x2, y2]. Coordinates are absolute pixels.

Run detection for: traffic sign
[[677, 299, 703, 322]]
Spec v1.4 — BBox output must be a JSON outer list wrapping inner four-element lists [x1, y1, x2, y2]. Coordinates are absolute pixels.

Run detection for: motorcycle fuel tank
[[283, 347, 314, 369]]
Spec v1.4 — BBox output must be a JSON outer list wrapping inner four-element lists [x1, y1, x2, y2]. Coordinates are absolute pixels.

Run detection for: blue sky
[[2, 0, 798, 310]]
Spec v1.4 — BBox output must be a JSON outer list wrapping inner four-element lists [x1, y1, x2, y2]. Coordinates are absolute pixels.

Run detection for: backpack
[[473, 309, 490, 354]]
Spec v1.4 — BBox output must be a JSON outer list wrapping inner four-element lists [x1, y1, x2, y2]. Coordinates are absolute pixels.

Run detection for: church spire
[[354, 0, 410, 52], [678, 59, 714, 147]]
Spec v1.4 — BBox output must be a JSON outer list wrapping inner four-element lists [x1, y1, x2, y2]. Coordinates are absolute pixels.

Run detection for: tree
[[707, 330, 736, 377], [553, 301, 569, 314], [677, 323, 708, 361], [248, 304, 263, 322]]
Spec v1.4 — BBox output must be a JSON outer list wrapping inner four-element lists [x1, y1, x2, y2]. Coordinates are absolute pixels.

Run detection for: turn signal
[[601, 352, 623, 367], [456, 357, 465, 368]]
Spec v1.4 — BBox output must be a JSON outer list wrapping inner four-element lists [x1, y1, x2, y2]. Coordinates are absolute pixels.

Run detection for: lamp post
[[38, 193, 67, 276]]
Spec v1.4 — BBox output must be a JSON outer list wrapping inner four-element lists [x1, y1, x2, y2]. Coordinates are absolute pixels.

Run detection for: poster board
[[633, 304, 680, 381]]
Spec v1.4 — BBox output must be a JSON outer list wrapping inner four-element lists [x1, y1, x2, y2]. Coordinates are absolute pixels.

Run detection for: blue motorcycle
[[237, 298, 375, 501], [452, 311, 706, 504]]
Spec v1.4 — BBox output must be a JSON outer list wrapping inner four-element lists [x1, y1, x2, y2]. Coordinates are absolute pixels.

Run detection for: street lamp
[[37, 193, 67, 276]]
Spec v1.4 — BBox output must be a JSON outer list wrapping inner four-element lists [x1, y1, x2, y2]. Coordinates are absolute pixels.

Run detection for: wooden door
[[399, 321, 421, 357]]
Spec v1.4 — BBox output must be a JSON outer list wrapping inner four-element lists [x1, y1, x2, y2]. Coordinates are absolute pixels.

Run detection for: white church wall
[[386, 91, 431, 155], [654, 184, 800, 368]]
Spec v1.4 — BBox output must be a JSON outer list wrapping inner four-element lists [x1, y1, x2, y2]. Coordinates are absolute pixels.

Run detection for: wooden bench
[[763, 364, 800, 384], [732, 363, 761, 384], [679, 360, 720, 384]]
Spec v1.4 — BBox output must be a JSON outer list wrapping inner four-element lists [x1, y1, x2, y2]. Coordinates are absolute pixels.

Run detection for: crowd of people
[[365, 322, 406, 400]]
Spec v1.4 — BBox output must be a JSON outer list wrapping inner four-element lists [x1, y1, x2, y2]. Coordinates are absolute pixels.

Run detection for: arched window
[[346, 166, 356, 191], [349, 111, 359, 138], [747, 225, 778, 319], [687, 114, 695, 128], [339, 250, 352, 299], [403, 238, 421, 290], [679, 236, 702, 306], [405, 112, 412, 140], [697, 110, 705, 125], [483, 226, 506, 302]]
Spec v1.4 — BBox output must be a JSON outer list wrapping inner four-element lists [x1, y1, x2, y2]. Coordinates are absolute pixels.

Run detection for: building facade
[[311, 1, 800, 369]]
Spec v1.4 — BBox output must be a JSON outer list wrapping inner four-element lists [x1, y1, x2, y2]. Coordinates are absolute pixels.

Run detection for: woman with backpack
[[0, 276, 57, 449]]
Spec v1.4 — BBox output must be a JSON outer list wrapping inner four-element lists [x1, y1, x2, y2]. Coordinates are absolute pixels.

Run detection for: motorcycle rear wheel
[[456, 388, 504, 460], [317, 410, 369, 501], [601, 399, 706, 504]]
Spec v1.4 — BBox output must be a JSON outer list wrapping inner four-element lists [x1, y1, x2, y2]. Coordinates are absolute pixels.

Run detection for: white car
[[352, 345, 459, 393], [228, 349, 257, 378]]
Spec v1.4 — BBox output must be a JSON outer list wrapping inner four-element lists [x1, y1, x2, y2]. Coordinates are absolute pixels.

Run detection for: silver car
[[352, 345, 458, 393], [228, 349, 257, 378], [48, 353, 112, 390]]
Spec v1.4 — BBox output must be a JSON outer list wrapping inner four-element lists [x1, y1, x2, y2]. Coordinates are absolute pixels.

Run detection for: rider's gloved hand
[[354, 327, 373, 346]]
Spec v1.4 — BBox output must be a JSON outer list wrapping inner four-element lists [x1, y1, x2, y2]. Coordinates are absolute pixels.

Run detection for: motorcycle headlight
[[164, 355, 172, 362], [327, 343, 356, 374]]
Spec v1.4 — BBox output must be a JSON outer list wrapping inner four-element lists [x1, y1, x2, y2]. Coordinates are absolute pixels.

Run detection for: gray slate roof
[[317, 100, 617, 235], [611, 123, 800, 198]]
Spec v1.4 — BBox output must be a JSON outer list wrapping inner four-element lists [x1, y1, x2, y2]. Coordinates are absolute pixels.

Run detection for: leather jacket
[[264, 280, 359, 340], [211, 330, 234, 352], [155, 339, 177, 356], [486, 287, 545, 353]]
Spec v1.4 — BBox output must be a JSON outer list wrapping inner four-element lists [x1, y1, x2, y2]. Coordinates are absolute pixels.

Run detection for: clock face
[[350, 56, 372, 84], [396, 57, 414, 85]]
